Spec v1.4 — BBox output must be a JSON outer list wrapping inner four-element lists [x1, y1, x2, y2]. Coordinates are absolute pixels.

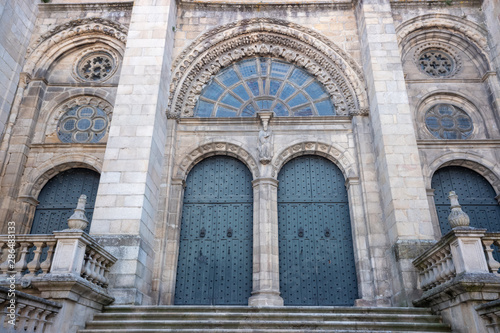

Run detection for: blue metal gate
[[31, 168, 100, 234], [432, 166, 500, 235], [174, 156, 253, 305], [278, 156, 358, 306]]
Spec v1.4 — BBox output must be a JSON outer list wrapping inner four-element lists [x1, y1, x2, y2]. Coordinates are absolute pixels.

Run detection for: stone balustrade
[[413, 239, 455, 291], [0, 286, 61, 333], [0, 235, 56, 279], [482, 232, 500, 275], [0, 231, 116, 290]]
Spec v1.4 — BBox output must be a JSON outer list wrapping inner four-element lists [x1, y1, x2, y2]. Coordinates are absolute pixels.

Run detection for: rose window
[[194, 57, 335, 117], [77, 52, 115, 81], [418, 50, 454, 77], [425, 104, 473, 139], [57, 105, 109, 143]]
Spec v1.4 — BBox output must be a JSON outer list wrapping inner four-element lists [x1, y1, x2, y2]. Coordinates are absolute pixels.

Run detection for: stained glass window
[[194, 57, 335, 117], [425, 104, 473, 139], [57, 105, 109, 143]]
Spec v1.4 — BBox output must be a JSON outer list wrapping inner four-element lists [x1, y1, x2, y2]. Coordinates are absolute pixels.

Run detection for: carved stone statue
[[257, 112, 273, 164]]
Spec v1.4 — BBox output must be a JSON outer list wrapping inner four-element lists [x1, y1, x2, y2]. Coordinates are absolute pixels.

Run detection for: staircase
[[79, 306, 451, 332]]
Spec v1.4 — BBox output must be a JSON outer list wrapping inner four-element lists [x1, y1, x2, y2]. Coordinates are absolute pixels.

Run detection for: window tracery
[[57, 105, 109, 143], [425, 104, 473, 139], [194, 57, 335, 117]]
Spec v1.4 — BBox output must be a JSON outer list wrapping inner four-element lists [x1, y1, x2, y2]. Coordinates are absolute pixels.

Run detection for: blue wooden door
[[432, 166, 500, 235], [278, 156, 358, 306], [175, 156, 253, 305], [31, 168, 100, 234]]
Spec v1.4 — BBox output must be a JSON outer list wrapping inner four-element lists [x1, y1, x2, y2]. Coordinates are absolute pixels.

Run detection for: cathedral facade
[[0, 0, 500, 332]]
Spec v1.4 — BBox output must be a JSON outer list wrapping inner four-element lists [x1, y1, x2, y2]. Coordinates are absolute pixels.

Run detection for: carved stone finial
[[67, 194, 89, 230], [448, 191, 470, 229]]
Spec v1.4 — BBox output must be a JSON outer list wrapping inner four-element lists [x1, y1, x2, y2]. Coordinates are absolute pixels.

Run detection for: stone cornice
[[390, 0, 482, 8], [417, 139, 500, 148], [39, 2, 134, 12]]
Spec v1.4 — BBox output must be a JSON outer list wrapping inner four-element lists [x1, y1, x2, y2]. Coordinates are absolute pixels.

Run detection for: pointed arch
[[168, 18, 368, 118]]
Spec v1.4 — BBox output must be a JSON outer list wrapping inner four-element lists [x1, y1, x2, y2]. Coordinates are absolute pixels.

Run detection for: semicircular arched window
[[194, 57, 335, 117]]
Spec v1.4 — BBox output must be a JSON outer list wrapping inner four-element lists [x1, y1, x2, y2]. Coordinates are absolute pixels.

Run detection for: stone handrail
[[413, 228, 490, 292], [482, 232, 500, 275], [0, 286, 61, 333], [0, 231, 116, 290]]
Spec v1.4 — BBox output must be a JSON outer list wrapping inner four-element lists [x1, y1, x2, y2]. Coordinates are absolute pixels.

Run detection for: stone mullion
[[0, 79, 46, 233], [355, 0, 434, 305], [248, 177, 283, 306]]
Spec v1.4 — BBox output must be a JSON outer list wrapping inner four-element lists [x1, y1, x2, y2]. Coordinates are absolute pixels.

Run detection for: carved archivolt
[[427, 155, 500, 195], [21, 155, 102, 199], [24, 18, 128, 76], [396, 14, 490, 69], [169, 18, 368, 118], [175, 142, 260, 180], [271, 141, 357, 179]]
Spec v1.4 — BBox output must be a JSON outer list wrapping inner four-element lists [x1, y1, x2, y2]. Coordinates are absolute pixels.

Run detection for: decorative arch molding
[[396, 14, 491, 73], [175, 142, 260, 180], [427, 154, 500, 195], [271, 141, 358, 179], [24, 18, 128, 77], [36, 94, 114, 143], [168, 18, 368, 118], [20, 154, 102, 200], [415, 91, 488, 140]]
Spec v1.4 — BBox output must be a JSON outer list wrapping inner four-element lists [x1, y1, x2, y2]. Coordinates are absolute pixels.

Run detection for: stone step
[[92, 311, 443, 323], [80, 306, 451, 333]]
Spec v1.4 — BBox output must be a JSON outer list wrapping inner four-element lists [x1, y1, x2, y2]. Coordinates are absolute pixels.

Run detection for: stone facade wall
[[0, 0, 38, 137], [0, 0, 498, 316]]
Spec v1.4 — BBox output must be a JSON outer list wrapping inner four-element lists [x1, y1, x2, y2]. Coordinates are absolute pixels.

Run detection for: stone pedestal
[[248, 177, 283, 306]]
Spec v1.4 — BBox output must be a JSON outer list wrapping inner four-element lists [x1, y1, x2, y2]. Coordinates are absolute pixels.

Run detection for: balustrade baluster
[[102, 260, 111, 288], [39, 241, 56, 275], [0, 242, 10, 275], [483, 240, 500, 274], [82, 251, 93, 280], [25, 308, 44, 332], [14, 242, 31, 279], [26, 241, 44, 277], [95, 256, 105, 286], [88, 251, 99, 283]]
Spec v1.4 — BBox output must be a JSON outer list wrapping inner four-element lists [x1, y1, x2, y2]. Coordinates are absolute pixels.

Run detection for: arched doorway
[[31, 168, 100, 234], [432, 166, 500, 235], [278, 155, 358, 306], [174, 156, 253, 305]]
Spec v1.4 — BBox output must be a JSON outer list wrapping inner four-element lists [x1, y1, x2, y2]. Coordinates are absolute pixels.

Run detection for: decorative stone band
[[0, 286, 61, 333], [168, 18, 368, 118]]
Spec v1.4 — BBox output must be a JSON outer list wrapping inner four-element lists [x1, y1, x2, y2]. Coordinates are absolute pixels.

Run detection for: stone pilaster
[[248, 177, 283, 306], [0, 79, 46, 232], [90, 0, 177, 305], [355, 0, 434, 305]]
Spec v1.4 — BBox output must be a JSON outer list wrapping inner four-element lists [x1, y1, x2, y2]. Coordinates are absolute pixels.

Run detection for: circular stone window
[[57, 105, 109, 143], [77, 52, 116, 82], [425, 104, 473, 139], [418, 50, 455, 77]]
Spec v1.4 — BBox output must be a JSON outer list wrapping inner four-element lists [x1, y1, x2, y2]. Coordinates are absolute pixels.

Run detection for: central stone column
[[248, 177, 284, 306], [355, 0, 435, 305]]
